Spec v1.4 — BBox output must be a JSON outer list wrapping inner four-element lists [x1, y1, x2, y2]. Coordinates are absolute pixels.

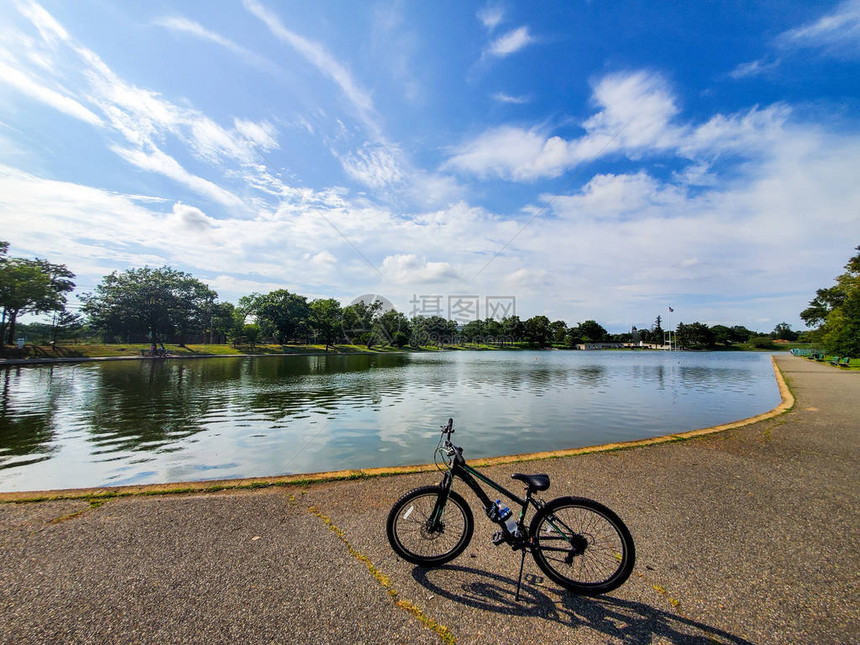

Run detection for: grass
[[1, 342, 413, 360]]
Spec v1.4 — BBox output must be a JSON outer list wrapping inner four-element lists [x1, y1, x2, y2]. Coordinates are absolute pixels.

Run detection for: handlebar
[[442, 417, 454, 435]]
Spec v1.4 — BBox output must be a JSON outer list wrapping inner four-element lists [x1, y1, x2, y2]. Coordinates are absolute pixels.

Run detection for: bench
[[838, 357, 851, 367]]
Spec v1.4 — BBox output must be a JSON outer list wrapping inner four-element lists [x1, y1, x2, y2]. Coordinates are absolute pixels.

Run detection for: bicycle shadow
[[411, 565, 752, 645]]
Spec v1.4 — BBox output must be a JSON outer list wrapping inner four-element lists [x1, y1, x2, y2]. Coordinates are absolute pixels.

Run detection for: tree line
[[2, 240, 857, 354]]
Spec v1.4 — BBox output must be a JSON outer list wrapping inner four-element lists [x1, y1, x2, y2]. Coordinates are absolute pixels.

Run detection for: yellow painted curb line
[[0, 357, 794, 504]]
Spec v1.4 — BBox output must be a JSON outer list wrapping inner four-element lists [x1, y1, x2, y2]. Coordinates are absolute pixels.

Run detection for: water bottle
[[494, 499, 511, 521], [495, 500, 519, 537]]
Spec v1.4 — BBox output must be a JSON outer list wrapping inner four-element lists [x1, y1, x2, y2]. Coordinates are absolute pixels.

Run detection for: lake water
[[0, 351, 782, 492]]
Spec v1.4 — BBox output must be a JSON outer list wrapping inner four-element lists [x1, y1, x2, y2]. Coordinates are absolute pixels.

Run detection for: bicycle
[[386, 418, 635, 598]]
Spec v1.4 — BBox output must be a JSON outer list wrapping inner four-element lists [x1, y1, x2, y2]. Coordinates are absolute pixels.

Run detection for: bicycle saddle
[[511, 473, 550, 492]]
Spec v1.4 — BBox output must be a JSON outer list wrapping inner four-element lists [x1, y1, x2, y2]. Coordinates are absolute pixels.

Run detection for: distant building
[[576, 342, 625, 350]]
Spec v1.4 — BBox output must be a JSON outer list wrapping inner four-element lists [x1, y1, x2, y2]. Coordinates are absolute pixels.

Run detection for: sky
[[1, 0, 859, 333]]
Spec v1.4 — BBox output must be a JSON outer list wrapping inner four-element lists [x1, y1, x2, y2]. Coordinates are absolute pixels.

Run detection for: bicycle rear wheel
[[530, 496, 635, 595], [386, 486, 474, 566]]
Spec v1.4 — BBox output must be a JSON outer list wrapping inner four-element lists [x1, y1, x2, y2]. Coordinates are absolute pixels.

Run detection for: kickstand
[[514, 549, 527, 602]]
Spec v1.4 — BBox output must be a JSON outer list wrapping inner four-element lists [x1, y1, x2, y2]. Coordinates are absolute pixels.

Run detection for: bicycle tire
[[386, 486, 474, 566], [530, 496, 635, 595]]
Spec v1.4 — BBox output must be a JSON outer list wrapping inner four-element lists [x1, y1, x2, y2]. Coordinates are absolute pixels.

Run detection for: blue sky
[[1, 1, 859, 333]]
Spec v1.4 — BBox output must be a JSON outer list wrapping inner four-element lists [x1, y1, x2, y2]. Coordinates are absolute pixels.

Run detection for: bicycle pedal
[[491, 531, 506, 546]]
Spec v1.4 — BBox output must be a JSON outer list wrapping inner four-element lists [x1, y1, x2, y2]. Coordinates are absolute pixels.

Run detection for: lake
[[0, 351, 782, 492]]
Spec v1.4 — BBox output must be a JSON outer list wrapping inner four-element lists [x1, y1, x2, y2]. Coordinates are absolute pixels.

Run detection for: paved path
[[1, 355, 857, 644]]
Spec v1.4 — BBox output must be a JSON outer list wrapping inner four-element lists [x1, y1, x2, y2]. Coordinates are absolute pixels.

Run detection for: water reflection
[[0, 367, 61, 469], [0, 351, 780, 491]]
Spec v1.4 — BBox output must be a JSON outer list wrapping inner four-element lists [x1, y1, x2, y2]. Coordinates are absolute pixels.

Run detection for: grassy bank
[[0, 342, 412, 360]]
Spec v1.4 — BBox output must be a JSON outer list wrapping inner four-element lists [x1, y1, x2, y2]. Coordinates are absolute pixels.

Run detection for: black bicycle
[[386, 418, 635, 598]]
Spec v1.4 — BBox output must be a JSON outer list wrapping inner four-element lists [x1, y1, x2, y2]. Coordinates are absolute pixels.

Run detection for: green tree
[[375, 309, 411, 347], [483, 318, 503, 343], [342, 299, 383, 346], [653, 315, 665, 346], [772, 322, 798, 341], [501, 315, 524, 344], [309, 298, 343, 350], [524, 315, 551, 346], [0, 245, 76, 345], [411, 315, 456, 347], [210, 302, 246, 345], [710, 324, 733, 345], [50, 311, 83, 344], [801, 246, 860, 357], [253, 289, 310, 344], [460, 319, 485, 344], [676, 322, 716, 349], [550, 320, 568, 344], [81, 266, 215, 344], [729, 325, 754, 343], [576, 319, 609, 343]]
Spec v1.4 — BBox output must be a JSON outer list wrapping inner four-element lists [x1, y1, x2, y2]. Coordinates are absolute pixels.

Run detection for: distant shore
[[0, 340, 804, 366]]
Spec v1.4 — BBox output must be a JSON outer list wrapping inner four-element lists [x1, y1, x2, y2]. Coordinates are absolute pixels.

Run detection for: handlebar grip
[[443, 417, 454, 433]]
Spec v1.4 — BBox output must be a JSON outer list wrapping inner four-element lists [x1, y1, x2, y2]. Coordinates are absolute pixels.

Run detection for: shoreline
[[0, 343, 797, 367], [0, 356, 793, 503]]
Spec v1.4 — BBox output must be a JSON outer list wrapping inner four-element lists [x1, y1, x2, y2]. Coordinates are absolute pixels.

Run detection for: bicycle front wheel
[[386, 486, 474, 566], [530, 496, 635, 595]]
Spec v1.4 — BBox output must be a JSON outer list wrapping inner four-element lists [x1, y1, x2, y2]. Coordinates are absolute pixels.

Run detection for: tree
[[375, 309, 411, 347], [82, 266, 216, 344], [729, 325, 754, 343], [0, 244, 76, 345], [411, 315, 456, 347], [51, 311, 83, 344], [524, 315, 551, 346], [211, 302, 246, 345], [710, 324, 733, 345], [772, 322, 798, 341], [576, 320, 609, 343], [501, 315, 524, 344], [342, 299, 383, 345], [460, 319, 485, 344], [253, 289, 310, 344], [309, 298, 343, 350], [676, 322, 715, 349], [550, 320, 568, 344], [801, 246, 860, 357], [653, 315, 665, 346]]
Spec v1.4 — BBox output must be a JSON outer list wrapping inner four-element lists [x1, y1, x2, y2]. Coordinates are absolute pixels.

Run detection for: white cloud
[[582, 71, 681, 151], [381, 254, 459, 283], [477, 6, 504, 31], [243, 0, 376, 126], [5, 3, 290, 211], [16, 0, 70, 44], [154, 16, 280, 73], [729, 57, 781, 79], [492, 92, 530, 104], [549, 172, 684, 221], [304, 251, 337, 271], [444, 125, 571, 181], [338, 143, 405, 189], [486, 26, 534, 57], [168, 202, 215, 232], [0, 58, 102, 126], [110, 145, 244, 208], [778, 0, 860, 58], [446, 70, 793, 182]]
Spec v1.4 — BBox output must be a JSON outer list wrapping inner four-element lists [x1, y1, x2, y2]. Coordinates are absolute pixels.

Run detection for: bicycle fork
[[427, 472, 456, 532]]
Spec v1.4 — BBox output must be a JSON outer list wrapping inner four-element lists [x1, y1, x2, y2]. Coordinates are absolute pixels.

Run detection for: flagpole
[[667, 305, 673, 350]]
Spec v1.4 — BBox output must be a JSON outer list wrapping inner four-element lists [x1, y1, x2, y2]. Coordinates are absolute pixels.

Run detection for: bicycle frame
[[429, 443, 540, 535]]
